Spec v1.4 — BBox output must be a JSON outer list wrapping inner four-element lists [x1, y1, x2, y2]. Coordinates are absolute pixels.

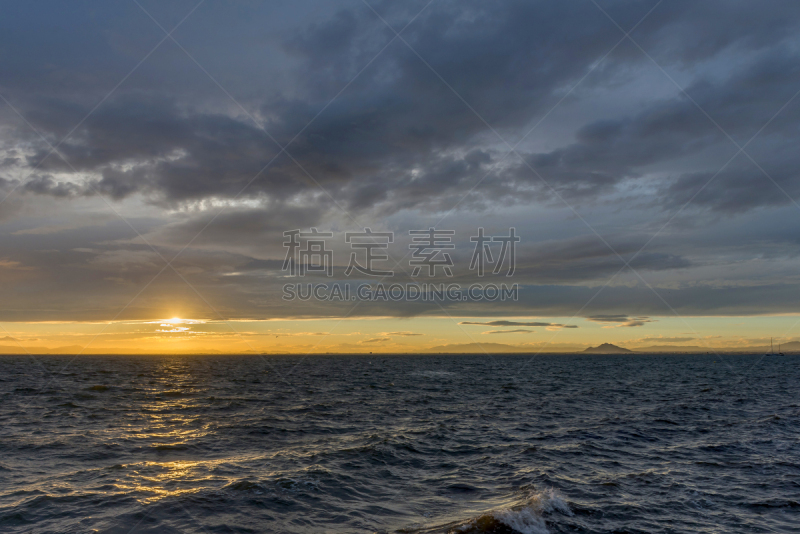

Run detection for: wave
[[412, 370, 459, 379], [420, 489, 571, 534]]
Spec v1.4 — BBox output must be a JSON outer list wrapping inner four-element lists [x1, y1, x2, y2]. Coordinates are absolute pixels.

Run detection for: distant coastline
[[2, 345, 796, 356]]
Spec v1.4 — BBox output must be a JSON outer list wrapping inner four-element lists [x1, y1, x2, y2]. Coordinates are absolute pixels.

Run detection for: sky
[[1, 0, 800, 354]]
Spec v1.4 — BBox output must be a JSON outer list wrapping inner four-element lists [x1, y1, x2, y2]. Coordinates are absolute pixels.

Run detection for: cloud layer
[[1, 0, 800, 322]]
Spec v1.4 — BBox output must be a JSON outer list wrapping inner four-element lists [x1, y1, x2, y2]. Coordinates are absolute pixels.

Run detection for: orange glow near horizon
[[0, 315, 799, 355]]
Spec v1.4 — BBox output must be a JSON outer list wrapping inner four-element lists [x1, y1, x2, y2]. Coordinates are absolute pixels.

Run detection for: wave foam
[[455, 489, 571, 534]]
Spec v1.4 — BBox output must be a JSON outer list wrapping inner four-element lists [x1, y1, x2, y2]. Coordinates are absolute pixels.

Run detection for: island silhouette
[[583, 343, 633, 354]]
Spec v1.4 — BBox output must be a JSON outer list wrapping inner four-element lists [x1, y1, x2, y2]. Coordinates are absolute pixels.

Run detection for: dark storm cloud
[[663, 151, 800, 214], [23, 175, 81, 198], [525, 46, 800, 208], [4, 0, 798, 216], [22, 96, 288, 203], [458, 234, 693, 287], [2, 0, 800, 322], [153, 202, 328, 249]]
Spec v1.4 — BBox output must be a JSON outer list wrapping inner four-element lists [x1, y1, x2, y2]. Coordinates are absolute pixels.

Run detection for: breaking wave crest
[[428, 489, 572, 534]]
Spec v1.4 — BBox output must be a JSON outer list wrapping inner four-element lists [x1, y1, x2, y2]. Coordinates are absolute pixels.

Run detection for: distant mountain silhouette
[[423, 342, 528, 353], [636, 345, 711, 353], [583, 343, 633, 353]]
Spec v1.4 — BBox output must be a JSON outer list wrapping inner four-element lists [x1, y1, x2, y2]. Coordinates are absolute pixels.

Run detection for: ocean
[[1, 353, 797, 533]]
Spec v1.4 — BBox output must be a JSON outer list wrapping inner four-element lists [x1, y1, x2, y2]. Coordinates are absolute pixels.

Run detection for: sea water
[[1, 353, 798, 533]]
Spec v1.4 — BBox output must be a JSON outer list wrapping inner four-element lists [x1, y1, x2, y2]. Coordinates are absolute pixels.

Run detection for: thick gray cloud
[[4, 0, 797, 213], [1, 0, 800, 322]]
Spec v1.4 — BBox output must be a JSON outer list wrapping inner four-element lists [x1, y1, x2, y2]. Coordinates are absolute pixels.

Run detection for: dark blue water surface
[[1, 353, 798, 533]]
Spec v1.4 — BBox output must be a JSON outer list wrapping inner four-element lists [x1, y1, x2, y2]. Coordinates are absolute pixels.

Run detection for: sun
[[166, 317, 183, 324]]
